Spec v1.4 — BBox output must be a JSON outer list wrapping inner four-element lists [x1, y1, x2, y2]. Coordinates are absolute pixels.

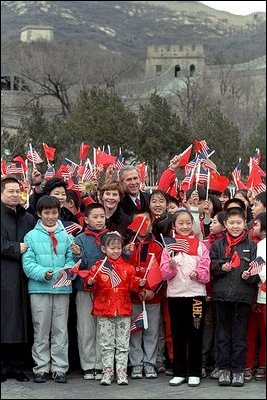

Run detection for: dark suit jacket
[[120, 191, 150, 217]]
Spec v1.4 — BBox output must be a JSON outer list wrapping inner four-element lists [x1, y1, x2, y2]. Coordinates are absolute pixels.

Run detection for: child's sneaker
[[83, 369, 95, 380], [255, 367, 266, 381], [131, 365, 143, 379], [144, 364, 157, 379], [210, 367, 223, 379], [117, 371, 128, 385], [94, 369, 103, 380], [244, 368, 254, 382], [100, 372, 113, 386]]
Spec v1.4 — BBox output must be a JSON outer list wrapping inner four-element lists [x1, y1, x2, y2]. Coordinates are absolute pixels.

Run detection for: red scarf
[[84, 227, 109, 245], [225, 231, 247, 256], [173, 232, 199, 255], [207, 232, 225, 247], [49, 232, 58, 255]]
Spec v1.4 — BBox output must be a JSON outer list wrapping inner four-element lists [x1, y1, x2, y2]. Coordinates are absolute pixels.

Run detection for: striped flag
[[27, 146, 43, 164], [44, 166, 55, 180], [52, 269, 72, 288], [65, 158, 79, 176], [6, 162, 24, 175], [253, 183, 266, 194], [167, 239, 190, 254], [194, 139, 214, 158], [130, 311, 145, 334], [247, 257, 265, 276], [61, 220, 83, 236], [101, 259, 122, 288]]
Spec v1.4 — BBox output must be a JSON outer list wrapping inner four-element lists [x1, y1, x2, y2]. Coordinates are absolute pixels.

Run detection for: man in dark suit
[[1, 177, 36, 382], [119, 166, 150, 217]]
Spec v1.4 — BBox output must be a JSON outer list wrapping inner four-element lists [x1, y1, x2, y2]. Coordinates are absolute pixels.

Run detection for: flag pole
[[91, 257, 107, 280], [142, 300, 148, 329], [143, 253, 155, 280], [29, 143, 36, 169], [131, 216, 147, 243], [206, 169, 210, 201], [81, 159, 88, 183]]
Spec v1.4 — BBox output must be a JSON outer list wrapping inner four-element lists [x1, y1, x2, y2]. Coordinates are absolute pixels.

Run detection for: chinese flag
[[128, 215, 150, 235], [71, 259, 81, 274], [1, 159, 7, 175], [136, 162, 146, 184], [43, 143, 56, 161], [13, 156, 27, 172], [177, 144, 192, 167], [260, 281, 266, 293], [146, 257, 163, 291], [230, 251, 240, 268], [95, 149, 116, 167], [246, 163, 263, 188], [79, 143, 90, 160], [56, 164, 69, 178], [209, 172, 229, 193]]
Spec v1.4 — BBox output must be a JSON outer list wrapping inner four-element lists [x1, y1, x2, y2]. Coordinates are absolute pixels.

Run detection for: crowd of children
[[1, 161, 266, 390]]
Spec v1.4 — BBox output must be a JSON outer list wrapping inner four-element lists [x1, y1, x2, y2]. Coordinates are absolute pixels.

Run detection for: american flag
[[253, 182, 266, 194], [52, 269, 72, 288], [113, 154, 124, 171], [195, 140, 214, 158], [27, 146, 43, 164], [130, 311, 144, 334], [65, 158, 79, 176], [167, 239, 190, 254], [231, 159, 242, 184], [82, 164, 96, 182], [6, 162, 24, 175], [44, 166, 55, 180], [197, 165, 208, 184], [61, 221, 83, 236], [101, 259, 122, 288], [198, 152, 217, 171], [248, 257, 265, 276]]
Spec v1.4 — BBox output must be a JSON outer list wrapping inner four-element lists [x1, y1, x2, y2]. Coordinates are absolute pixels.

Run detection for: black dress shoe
[[15, 373, 30, 382]]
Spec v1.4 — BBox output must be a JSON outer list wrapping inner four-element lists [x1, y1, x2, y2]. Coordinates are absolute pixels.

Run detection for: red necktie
[[135, 197, 141, 210], [49, 232, 58, 255]]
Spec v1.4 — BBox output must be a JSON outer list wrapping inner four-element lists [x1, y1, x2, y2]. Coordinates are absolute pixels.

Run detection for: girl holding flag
[[80, 232, 146, 386], [160, 209, 210, 387]]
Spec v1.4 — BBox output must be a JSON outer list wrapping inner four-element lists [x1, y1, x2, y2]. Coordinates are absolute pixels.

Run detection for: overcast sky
[[200, 1, 266, 15]]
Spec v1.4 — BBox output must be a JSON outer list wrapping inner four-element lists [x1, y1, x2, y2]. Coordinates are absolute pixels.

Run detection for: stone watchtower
[[20, 25, 54, 43], [145, 44, 206, 79]]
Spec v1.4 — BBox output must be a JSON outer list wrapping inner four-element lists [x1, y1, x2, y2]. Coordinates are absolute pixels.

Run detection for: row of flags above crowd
[[1, 140, 266, 196]]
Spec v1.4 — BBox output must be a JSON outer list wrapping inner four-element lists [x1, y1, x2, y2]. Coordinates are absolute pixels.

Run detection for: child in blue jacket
[[22, 196, 78, 384]]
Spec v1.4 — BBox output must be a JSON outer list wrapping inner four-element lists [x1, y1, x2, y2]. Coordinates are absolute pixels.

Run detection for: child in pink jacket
[[160, 209, 210, 388]]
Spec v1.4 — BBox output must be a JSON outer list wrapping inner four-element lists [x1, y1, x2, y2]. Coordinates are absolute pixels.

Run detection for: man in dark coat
[[119, 166, 150, 217], [1, 176, 36, 382]]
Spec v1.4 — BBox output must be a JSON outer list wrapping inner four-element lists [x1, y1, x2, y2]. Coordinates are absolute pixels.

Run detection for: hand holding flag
[[229, 251, 240, 268]]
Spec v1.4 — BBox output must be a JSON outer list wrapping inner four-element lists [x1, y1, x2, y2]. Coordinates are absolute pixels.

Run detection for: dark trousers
[[1, 343, 28, 375], [214, 301, 251, 373], [168, 297, 205, 377]]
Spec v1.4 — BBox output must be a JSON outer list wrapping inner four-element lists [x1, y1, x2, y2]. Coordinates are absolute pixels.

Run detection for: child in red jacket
[[82, 232, 145, 386]]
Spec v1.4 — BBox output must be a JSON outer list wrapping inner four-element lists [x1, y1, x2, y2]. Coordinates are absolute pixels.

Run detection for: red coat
[[83, 257, 141, 317], [129, 236, 163, 304]]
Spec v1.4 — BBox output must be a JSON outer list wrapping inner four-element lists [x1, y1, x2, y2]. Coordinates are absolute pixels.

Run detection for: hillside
[[1, 1, 266, 66]]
